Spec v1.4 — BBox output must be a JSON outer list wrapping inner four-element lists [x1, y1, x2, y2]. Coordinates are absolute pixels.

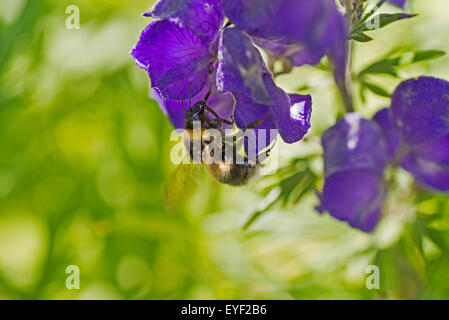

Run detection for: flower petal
[[217, 27, 271, 104], [222, 0, 347, 79], [398, 133, 449, 192], [289, 94, 312, 136], [153, 75, 235, 129], [401, 153, 449, 192], [319, 114, 388, 232], [231, 92, 276, 156], [251, 37, 324, 68], [221, 0, 281, 40], [218, 28, 313, 146], [373, 107, 401, 161], [131, 20, 213, 100], [411, 133, 449, 165], [322, 113, 388, 177], [318, 169, 384, 232], [390, 77, 449, 146], [144, 0, 224, 43], [152, 89, 186, 129], [387, 0, 406, 8]]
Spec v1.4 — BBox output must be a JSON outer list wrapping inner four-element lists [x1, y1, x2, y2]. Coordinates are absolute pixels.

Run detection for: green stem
[[337, 0, 356, 113]]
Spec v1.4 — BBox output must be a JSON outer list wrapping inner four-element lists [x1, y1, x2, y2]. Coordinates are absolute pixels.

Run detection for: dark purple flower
[[373, 108, 401, 161], [218, 28, 312, 153], [132, 0, 313, 150], [391, 77, 449, 146], [131, 0, 224, 100], [400, 153, 449, 191], [386, 0, 406, 8], [388, 77, 449, 191], [318, 113, 388, 232], [144, 0, 224, 43], [222, 0, 348, 80]]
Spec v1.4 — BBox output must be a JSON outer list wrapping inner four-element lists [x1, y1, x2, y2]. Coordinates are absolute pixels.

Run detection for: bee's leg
[[204, 84, 212, 103], [223, 114, 235, 126], [233, 113, 270, 156], [204, 106, 234, 126], [240, 112, 269, 133], [232, 113, 269, 152]]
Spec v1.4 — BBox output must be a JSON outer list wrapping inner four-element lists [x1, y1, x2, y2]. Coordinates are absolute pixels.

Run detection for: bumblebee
[[164, 86, 273, 209], [182, 86, 272, 186]]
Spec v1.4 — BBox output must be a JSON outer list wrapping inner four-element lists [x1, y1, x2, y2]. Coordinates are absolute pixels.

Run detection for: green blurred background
[[1, 0, 449, 299]]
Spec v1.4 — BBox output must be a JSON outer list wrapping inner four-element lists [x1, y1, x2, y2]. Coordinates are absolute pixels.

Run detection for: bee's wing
[[163, 160, 205, 212]]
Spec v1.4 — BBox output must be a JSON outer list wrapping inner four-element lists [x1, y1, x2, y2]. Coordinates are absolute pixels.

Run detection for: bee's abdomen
[[208, 163, 257, 186]]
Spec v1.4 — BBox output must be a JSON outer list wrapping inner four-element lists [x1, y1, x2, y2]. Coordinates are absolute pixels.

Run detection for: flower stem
[[337, 0, 356, 113], [340, 40, 355, 113]]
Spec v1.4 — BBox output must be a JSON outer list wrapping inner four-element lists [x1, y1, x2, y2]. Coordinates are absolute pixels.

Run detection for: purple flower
[[132, 0, 224, 100], [144, 0, 224, 43], [132, 0, 313, 150], [378, 77, 449, 191], [218, 28, 312, 153], [386, 0, 406, 8], [391, 77, 449, 146], [373, 108, 401, 161], [318, 113, 388, 232], [222, 0, 348, 80]]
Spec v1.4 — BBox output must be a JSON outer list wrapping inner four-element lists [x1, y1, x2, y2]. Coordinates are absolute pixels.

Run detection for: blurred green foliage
[[0, 0, 449, 300]]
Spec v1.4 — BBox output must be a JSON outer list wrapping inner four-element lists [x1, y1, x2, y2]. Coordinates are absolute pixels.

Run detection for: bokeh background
[[1, 0, 449, 299]]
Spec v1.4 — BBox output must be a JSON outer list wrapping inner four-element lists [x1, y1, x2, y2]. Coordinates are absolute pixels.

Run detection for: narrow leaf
[[361, 81, 391, 97], [351, 31, 373, 42]]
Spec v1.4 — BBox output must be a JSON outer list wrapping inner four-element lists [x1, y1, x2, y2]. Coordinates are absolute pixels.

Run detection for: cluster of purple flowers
[[319, 77, 449, 232], [132, 0, 448, 232], [131, 0, 406, 149], [131, 0, 355, 151]]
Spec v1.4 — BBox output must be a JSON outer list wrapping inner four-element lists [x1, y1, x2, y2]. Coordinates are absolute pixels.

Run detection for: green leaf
[[361, 81, 391, 97], [351, 13, 417, 38], [357, 0, 386, 28], [373, 13, 417, 30], [359, 85, 367, 104], [359, 50, 445, 78], [359, 58, 401, 76], [403, 50, 446, 64], [351, 31, 373, 42], [242, 157, 318, 231], [242, 188, 281, 231]]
